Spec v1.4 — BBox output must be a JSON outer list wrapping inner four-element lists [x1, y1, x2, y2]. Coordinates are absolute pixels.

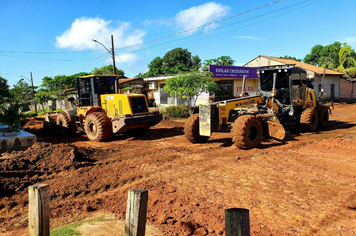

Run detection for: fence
[[28, 184, 250, 236]]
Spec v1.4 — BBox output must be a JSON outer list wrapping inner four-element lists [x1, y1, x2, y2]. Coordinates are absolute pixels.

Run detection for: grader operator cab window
[[78, 78, 92, 106], [260, 70, 290, 104], [94, 77, 116, 95]]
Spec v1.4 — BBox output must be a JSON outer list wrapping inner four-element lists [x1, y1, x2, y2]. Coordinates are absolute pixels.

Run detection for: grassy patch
[[50, 216, 106, 236]]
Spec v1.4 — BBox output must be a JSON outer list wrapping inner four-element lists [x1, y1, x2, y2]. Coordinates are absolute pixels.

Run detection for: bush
[[163, 105, 190, 118]]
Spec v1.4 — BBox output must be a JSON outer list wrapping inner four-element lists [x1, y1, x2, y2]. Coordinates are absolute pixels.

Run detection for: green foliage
[[280, 55, 302, 62], [202, 56, 234, 71], [162, 48, 193, 74], [91, 65, 124, 76], [142, 48, 201, 77], [0, 103, 25, 132], [145, 57, 163, 77], [34, 90, 52, 111], [163, 105, 190, 118], [0, 76, 10, 105], [122, 83, 132, 92], [336, 43, 356, 75], [10, 78, 33, 103], [303, 42, 342, 68], [25, 110, 38, 117], [163, 72, 219, 111]]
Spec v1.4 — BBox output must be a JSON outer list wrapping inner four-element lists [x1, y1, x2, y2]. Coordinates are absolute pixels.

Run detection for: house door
[[330, 84, 335, 98]]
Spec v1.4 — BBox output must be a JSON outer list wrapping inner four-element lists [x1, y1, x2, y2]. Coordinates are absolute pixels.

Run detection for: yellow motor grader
[[184, 67, 330, 149], [56, 75, 162, 141]]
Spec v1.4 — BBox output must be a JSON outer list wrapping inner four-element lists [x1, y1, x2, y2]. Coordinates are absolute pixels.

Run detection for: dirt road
[[1, 103, 356, 235]]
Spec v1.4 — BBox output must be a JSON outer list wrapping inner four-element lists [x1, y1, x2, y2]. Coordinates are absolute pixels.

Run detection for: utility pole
[[30, 72, 37, 112], [111, 35, 116, 75], [92, 35, 117, 75]]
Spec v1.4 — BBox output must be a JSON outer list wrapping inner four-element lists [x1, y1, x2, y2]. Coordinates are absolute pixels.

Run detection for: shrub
[[163, 105, 190, 118]]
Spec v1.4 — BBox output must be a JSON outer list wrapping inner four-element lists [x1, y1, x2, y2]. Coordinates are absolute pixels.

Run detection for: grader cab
[[56, 75, 162, 141], [184, 67, 330, 149]]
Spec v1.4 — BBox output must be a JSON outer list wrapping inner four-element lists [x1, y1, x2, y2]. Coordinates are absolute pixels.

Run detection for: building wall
[[340, 78, 356, 100], [314, 75, 340, 99]]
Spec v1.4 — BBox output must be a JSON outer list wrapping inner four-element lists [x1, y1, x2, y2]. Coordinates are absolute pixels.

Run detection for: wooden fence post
[[28, 184, 50, 236], [124, 188, 148, 236], [225, 208, 250, 236]]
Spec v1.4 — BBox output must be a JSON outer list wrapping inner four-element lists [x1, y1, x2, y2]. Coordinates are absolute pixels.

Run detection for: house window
[[159, 83, 187, 105]]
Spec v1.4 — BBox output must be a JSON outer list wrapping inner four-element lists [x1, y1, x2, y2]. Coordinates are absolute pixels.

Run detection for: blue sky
[[1, 0, 355, 87]]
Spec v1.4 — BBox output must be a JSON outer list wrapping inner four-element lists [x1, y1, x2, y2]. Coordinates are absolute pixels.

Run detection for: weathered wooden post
[[225, 208, 250, 236], [124, 188, 148, 236], [28, 184, 50, 236]]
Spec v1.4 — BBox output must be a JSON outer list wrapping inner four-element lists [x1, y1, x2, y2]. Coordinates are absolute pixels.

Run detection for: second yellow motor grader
[[184, 67, 330, 149], [56, 75, 162, 141]]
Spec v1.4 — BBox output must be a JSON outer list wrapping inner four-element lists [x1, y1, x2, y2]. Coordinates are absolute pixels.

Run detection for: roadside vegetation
[[0, 42, 355, 126]]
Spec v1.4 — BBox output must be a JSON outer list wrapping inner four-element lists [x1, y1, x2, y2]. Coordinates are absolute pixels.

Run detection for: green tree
[[34, 90, 52, 111], [202, 56, 234, 71], [91, 65, 125, 76], [0, 103, 24, 132], [161, 48, 194, 75], [144, 56, 163, 77], [10, 78, 33, 103], [303, 42, 342, 68], [0, 76, 10, 105], [163, 72, 219, 113], [280, 55, 302, 62], [336, 43, 356, 76]]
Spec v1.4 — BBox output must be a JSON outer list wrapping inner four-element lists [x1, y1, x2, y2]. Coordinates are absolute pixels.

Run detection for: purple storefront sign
[[209, 65, 259, 79]]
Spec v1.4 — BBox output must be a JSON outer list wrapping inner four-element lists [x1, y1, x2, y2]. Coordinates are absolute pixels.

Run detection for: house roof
[[246, 56, 344, 76]]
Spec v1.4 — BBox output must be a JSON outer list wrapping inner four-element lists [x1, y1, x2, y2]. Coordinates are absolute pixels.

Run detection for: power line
[[115, 0, 285, 50], [0, 0, 285, 55]]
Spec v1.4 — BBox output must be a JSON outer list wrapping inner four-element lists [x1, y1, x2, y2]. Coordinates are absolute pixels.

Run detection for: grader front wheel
[[84, 112, 112, 141], [317, 106, 329, 128], [300, 107, 319, 132], [184, 114, 209, 143], [56, 112, 77, 135], [232, 115, 263, 149]]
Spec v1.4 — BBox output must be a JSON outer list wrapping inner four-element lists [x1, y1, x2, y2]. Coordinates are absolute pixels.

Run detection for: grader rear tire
[[317, 106, 329, 128], [300, 107, 319, 132], [84, 112, 112, 141], [56, 112, 77, 135], [184, 114, 209, 143], [232, 115, 263, 149]]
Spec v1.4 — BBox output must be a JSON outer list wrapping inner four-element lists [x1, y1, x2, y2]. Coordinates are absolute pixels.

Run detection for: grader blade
[[267, 121, 285, 140]]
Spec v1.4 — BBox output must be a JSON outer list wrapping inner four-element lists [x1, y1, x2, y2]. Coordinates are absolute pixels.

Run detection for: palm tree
[[336, 43, 356, 76]]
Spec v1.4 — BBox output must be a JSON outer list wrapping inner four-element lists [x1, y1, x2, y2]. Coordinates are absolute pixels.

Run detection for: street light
[[92, 35, 117, 75]]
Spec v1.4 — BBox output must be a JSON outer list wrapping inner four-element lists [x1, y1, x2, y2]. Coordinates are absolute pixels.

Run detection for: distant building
[[144, 66, 260, 108], [244, 55, 344, 99]]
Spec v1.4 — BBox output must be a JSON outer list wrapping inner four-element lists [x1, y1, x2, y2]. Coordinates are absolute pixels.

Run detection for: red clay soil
[[1, 103, 356, 235]]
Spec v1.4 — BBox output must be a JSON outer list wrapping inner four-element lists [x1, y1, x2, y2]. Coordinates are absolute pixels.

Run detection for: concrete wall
[[314, 75, 340, 99]]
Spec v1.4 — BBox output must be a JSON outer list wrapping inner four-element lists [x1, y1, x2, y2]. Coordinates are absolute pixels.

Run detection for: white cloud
[[55, 17, 146, 51], [343, 36, 356, 47], [234, 35, 261, 41], [174, 2, 229, 33], [116, 52, 137, 66]]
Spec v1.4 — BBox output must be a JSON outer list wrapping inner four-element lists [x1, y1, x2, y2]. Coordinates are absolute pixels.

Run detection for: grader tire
[[184, 114, 209, 143], [317, 106, 329, 128], [300, 107, 319, 132], [56, 112, 77, 135], [84, 112, 112, 141], [232, 115, 263, 149]]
